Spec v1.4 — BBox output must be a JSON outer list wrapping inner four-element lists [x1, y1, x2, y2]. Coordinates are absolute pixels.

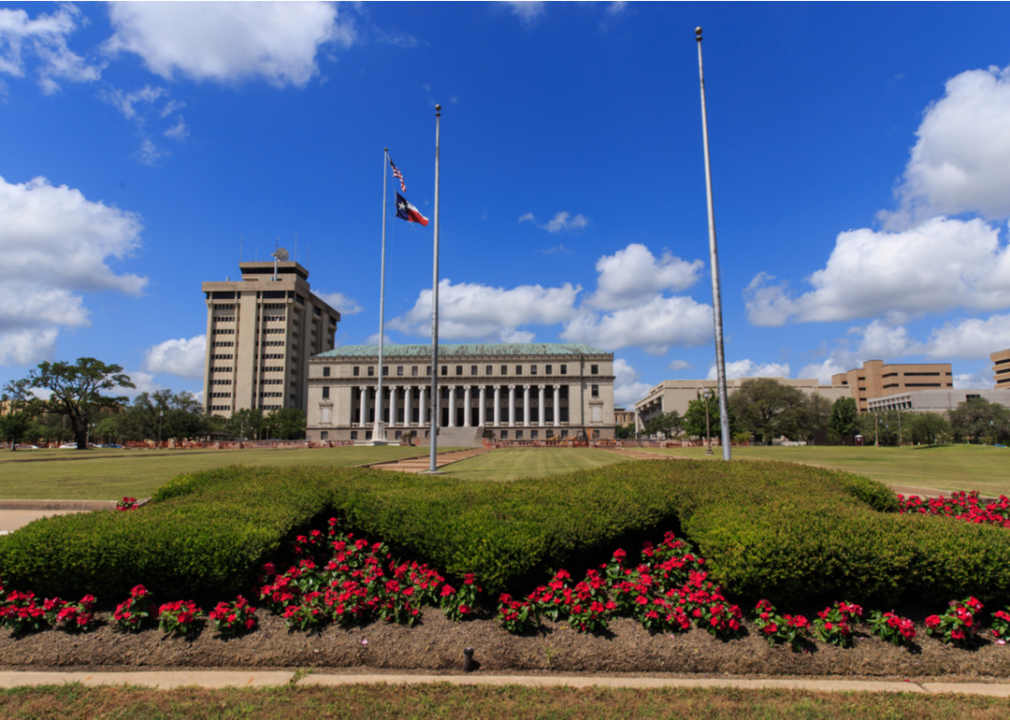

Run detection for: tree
[[20, 358, 135, 449], [614, 423, 635, 440], [949, 397, 1010, 444], [94, 390, 209, 444], [909, 412, 950, 446], [829, 397, 859, 443], [803, 393, 833, 443], [855, 409, 914, 447], [0, 379, 42, 450], [225, 408, 266, 440], [683, 393, 735, 442], [727, 379, 809, 445], [646, 411, 682, 440], [264, 407, 307, 440]]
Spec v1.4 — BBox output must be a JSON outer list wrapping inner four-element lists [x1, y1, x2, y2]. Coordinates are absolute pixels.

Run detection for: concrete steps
[[368, 447, 492, 474]]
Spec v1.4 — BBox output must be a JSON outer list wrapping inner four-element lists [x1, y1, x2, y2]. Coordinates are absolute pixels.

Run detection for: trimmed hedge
[[2, 459, 1010, 607]]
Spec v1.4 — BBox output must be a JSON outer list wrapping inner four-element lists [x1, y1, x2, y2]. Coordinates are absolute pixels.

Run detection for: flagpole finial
[[695, 26, 703, 40], [435, 103, 441, 116], [384, 147, 388, 152]]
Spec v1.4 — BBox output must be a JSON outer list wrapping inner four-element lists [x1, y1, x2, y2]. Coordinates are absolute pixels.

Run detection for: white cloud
[[953, 366, 995, 390], [887, 64, 1010, 224], [0, 5, 102, 94], [562, 294, 712, 355], [143, 335, 206, 379], [136, 139, 168, 166], [667, 359, 693, 371], [708, 359, 791, 381], [854, 319, 918, 359], [164, 115, 188, 140], [506, 2, 546, 24], [388, 278, 581, 340], [105, 2, 354, 87], [606, 2, 628, 16], [588, 243, 703, 310], [797, 347, 860, 385], [500, 328, 535, 343], [317, 290, 362, 316], [922, 314, 1010, 360], [120, 370, 166, 400], [0, 175, 147, 364], [613, 358, 652, 406], [102, 84, 167, 120], [746, 217, 1010, 325], [519, 211, 589, 233], [365, 332, 393, 346]]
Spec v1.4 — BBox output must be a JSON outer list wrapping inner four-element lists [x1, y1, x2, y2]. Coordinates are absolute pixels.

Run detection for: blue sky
[[3, 1, 1010, 407]]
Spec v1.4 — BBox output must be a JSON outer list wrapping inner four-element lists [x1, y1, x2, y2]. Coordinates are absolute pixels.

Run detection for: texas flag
[[395, 192, 429, 226]]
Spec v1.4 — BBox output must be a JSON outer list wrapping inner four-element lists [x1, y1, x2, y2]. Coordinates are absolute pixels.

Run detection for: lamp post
[[158, 410, 164, 450], [703, 389, 713, 455]]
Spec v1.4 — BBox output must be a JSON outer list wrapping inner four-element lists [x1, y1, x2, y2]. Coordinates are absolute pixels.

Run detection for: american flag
[[389, 157, 406, 192]]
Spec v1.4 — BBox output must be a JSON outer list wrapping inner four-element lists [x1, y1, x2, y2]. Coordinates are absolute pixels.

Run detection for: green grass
[[0, 447, 437, 500], [646, 444, 1010, 496], [436, 447, 629, 481], [2, 684, 1009, 719]]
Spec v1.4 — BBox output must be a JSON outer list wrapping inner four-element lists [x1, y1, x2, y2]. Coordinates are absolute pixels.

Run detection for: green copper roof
[[314, 343, 609, 359]]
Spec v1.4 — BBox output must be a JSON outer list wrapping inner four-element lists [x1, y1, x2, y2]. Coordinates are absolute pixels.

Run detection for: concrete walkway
[[2, 671, 1010, 696], [367, 447, 492, 474], [0, 500, 116, 535]]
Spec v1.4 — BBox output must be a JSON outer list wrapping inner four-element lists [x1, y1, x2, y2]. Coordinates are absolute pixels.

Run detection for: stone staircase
[[367, 447, 492, 474], [416, 426, 485, 448]]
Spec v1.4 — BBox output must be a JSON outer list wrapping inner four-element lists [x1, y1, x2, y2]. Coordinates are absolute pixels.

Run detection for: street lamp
[[703, 388, 713, 456], [158, 410, 164, 450]]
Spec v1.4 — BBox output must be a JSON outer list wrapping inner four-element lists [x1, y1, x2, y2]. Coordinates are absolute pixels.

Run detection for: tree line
[[1, 357, 306, 450]]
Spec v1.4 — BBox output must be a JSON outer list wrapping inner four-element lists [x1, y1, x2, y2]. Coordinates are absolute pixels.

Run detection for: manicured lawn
[[2, 684, 1009, 719], [0, 447, 437, 500], [437, 447, 629, 481], [646, 444, 1010, 496]]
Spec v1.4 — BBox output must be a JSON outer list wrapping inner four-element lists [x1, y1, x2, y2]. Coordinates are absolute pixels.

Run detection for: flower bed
[[898, 491, 1010, 529]]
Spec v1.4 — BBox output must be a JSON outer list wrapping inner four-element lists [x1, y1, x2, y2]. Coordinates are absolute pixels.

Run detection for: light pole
[[158, 410, 164, 450]]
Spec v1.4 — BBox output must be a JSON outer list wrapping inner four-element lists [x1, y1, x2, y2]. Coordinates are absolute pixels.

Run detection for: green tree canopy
[[683, 392, 735, 441], [909, 412, 950, 446], [94, 390, 209, 444], [645, 411, 683, 440], [0, 379, 43, 450], [949, 397, 1010, 444], [829, 397, 859, 441], [727, 378, 809, 445]]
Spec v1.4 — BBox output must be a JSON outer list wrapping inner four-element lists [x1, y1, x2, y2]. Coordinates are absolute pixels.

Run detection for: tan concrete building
[[831, 360, 953, 413], [634, 378, 848, 434], [614, 407, 635, 426], [305, 343, 615, 444], [867, 388, 1010, 414], [201, 261, 340, 418], [992, 348, 1010, 390]]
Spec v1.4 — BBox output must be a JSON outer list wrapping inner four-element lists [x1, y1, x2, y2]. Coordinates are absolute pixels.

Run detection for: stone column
[[388, 386, 397, 427], [538, 385, 546, 427], [404, 385, 412, 426], [448, 386, 457, 427], [523, 385, 531, 427], [508, 385, 516, 427], [419, 385, 427, 426], [463, 386, 472, 427], [359, 386, 368, 427], [493, 385, 501, 427], [478, 386, 487, 427], [553, 384, 561, 427]]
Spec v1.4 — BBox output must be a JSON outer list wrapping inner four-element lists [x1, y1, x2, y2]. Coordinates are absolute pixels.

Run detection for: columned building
[[201, 261, 341, 418], [306, 343, 615, 444]]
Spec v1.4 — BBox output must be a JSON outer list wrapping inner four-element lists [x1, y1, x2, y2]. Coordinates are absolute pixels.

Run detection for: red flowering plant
[[528, 569, 574, 622], [46, 595, 98, 633], [813, 601, 863, 648], [208, 596, 257, 637], [497, 594, 539, 634], [441, 573, 481, 622], [990, 607, 1010, 644], [325, 579, 379, 627], [561, 570, 615, 633], [114, 584, 157, 632], [925, 597, 983, 647], [116, 497, 139, 511], [867, 610, 916, 649], [282, 591, 326, 632], [158, 599, 204, 637], [752, 599, 810, 652], [681, 571, 743, 640], [897, 491, 1010, 530], [638, 590, 693, 634], [377, 578, 422, 626], [640, 532, 707, 593], [1, 590, 48, 635]]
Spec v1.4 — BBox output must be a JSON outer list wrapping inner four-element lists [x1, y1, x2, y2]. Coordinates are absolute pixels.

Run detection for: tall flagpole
[[374, 148, 389, 444], [428, 104, 442, 472], [696, 27, 731, 461]]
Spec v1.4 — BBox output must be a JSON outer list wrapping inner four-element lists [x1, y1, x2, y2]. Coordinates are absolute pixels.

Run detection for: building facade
[[867, 388, 1010, 414], [305, 343, 615, 444], [201, 261, 341, 418], [831, 360, 954, 413], [634, 378, 848, 434], [992, 348, 1010, 390]]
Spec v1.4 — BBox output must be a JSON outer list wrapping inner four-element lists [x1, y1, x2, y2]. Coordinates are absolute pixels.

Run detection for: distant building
[[992, 348, 1010, 390], [201, 261, 341, 419], [614, 406, 635, 426], [305, 343, 615, 445], [634, 378, 848, 434], [831, 360, 953, 413], [867, 389, 1010, 414]]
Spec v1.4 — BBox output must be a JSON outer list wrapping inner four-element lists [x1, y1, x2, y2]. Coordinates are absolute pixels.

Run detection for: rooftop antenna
[[240, 234, 243, 263], [294, 234, 298, 266], [271, 245, 289, 281]]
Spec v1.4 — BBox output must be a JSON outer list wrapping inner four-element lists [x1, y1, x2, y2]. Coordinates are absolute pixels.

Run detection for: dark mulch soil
[[4, 610, 1010, 680]]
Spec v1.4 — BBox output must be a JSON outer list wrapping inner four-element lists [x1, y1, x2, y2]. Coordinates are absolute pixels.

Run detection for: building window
[[322, 387, 330, 399], [471, 365, 478, 376], [501, 430, 508, 439], [320, 431, 328, 440], [322, 366, 330, 377], [561, 430, 568, 439], [351, 431, 358, 440], [427, 366, 432, 375], [516, 430, 523, 440], [367, 366, 374, 376], [397, 366, 404, 376], [412, 366, 419, 376], [531, 430, 538, 439], [442, 365, 448, 376], [515, 365, 522, 375], [546, 365, 552, 375], [531, 365, 538, 375], [486, 365, 493, 375], [456, 365, 463, 376], [383, 366, 389, 376], [353, 366, 360, 377], [501, 365, 508, 375], [591, 364, 599, 375], [560, 365, 567, 375], [592, 384, 599, 398]]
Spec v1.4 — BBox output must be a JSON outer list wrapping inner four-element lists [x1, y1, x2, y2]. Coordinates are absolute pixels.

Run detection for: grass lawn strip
[[3, 683, 1010, 719], [433, 448, 629, 481]]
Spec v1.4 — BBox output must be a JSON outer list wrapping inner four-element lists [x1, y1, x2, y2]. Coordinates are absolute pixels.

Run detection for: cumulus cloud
[[561, 294, 712, 355], [365, 332, 393, 346], [105, 2, 354, 87], [501, 328, 535, 343], [388, 278, 581, 340], [119, 370, 167, 399], [854, 319, 918, 359], [708, 359, 791, 381], [505, 2, 546, 24], [317, 291, 362, 316], [887, 64, 1010, 224], [519, 211, 589, 233], [0, 5, 103, 94], [922, 314, 1010, 360], [164, 115, 188, 140], [102, 84, 167, 120], [0, 174, 146, 365], [667, 359, 693, 371], [136, 139, 168, 166], [953, 366, 995, 390], [797, 347, 860, 385], [588, 243, 703, 310], [746, 217, 1010, 325], [143, 335, 206, 379], [613, 358, 652, 406]]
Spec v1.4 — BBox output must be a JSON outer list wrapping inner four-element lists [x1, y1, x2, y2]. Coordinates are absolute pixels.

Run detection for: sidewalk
[[1, 671, 1010, 696], [0, 500, 116, 535]]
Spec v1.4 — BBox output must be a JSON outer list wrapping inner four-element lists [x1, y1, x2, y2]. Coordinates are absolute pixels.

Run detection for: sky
[[3, 1, 1010, 408]]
